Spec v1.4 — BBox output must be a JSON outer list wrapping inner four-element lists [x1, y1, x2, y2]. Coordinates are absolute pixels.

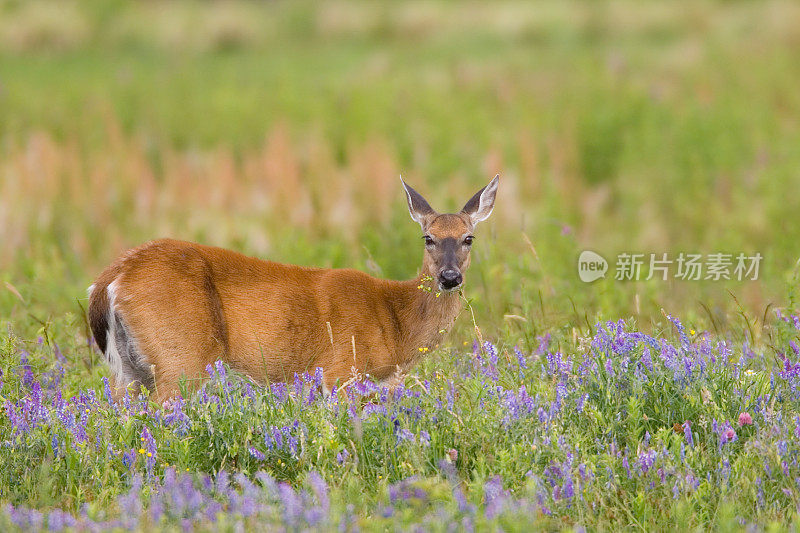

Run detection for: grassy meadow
[[2, 0, 800, 530]]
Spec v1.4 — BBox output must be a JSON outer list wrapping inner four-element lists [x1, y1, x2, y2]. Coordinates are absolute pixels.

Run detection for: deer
[[87, 175, 499, 403]]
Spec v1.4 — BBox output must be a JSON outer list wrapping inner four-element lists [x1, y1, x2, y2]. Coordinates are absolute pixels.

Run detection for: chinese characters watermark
[[578, 251, 762, 282]]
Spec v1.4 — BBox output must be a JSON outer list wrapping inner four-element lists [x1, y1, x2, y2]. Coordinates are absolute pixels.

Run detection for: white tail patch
[[104, 279, 126, 384], [105, 278, 155, 392]]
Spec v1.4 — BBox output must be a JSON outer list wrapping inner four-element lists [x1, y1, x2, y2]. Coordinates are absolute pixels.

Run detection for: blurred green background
[[2, 0, 800, 348]]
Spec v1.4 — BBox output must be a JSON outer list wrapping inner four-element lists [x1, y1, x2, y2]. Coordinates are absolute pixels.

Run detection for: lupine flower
[[777, 309, 800, 329], [396, 428, 415, 443], [101, 377, 117, 407], [363, 403, 387, 417], [419, 430, 431, 447], [713, 419, 735, 449], [278, 483, 303, 528], [335, 449, 350, 464], [484, 477, 506, 518], [249, 447, 266, 461], [683, 421, 694, 447], [777, 440, 789, 457], [118, 475, 143, 527], [308, 472, 329, 513], [47, 509, 77, 531], [389, 478, 428, 505], [622, 456, 632, 478], [514, 346, 528, 369], [6, 313, 800, 528], [162, 395, 191, 436], [575, 393, 588, 413], [140, 427, 157, 478], [638, 449, 657, 474]]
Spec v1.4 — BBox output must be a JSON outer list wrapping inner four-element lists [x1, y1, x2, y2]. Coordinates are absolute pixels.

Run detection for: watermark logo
[[578, 251, 762, 282], [578, 250, 608, 282]]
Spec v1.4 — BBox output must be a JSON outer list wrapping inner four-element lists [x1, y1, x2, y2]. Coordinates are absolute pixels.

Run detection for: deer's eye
[[463, 236, 474, 246], [423, 235, 435, 246]]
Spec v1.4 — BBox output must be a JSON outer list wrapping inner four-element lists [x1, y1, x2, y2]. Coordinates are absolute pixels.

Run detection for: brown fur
[[88, 177, 498, 402]]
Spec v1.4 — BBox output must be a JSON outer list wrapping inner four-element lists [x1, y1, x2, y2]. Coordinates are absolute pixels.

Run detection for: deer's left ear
[[461, 175, 499, 226]]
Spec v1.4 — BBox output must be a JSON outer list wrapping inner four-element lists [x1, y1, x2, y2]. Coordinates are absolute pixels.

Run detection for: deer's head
[[401, 175, 499, 293]]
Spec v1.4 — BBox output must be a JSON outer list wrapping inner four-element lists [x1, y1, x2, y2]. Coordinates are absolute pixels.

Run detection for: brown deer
[[88, 176, 499, 402]]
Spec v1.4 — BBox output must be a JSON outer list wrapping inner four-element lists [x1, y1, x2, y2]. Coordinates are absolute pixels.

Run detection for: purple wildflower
[[683, 421, 694, 447], [249, 447, 266, 461], [514, 346, 528, 369], [140, 427, 157, 478], [336, 449, 350, 465], [483, 476, 506, 518], [278, 483, 303, 527]]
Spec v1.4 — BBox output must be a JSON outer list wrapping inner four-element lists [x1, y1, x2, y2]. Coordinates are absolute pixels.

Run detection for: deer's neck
[[388, 274, 463, 370]]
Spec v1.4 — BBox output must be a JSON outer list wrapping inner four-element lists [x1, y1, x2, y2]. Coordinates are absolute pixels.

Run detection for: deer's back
[[89, 238, 400, 391]]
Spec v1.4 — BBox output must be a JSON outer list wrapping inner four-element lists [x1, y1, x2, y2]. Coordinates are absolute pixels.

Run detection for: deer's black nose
[[439, 269, 462, 290]]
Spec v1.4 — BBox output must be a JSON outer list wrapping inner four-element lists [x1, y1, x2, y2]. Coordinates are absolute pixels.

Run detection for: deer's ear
[[400, 177, 437, 229], [461, 175, 499, 226]]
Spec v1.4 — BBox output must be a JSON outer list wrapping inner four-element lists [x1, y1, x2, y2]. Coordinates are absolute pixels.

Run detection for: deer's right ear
[[400, 177, 436, 229]]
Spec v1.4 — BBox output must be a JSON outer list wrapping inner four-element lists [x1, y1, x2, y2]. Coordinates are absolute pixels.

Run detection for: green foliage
[[2, 314, 800, 530]]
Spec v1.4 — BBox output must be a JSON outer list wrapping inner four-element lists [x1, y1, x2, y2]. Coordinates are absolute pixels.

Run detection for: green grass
[[2, 0, 800, 530], [2, 1, 800, 331]]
